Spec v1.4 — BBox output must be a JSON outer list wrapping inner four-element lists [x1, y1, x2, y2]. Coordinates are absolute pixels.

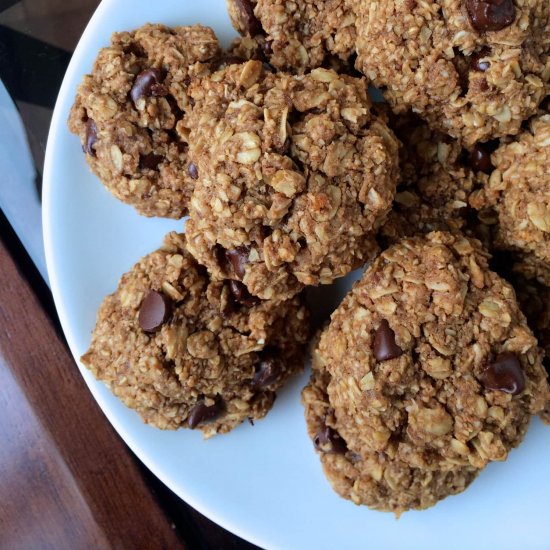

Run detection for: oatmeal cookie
[[479, 114, 550, 285], [378, 114, 490, 245], [226, 34, 358, 75], [302, 361, 478, 514], [313, 232, 548, 482], [184, 61, 398, 301], [510, 271, 550, 423], [226, 0, 357, 72], [68, 24, 220, 218], [81, 232, 309, 437], [354, 0, 550, 145]]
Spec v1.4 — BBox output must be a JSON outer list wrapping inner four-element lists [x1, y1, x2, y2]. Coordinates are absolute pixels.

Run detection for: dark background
[[0, 1, 259, 548]]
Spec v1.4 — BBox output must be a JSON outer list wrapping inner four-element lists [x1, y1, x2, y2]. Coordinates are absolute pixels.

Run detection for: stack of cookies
[[69, 0, 550, 514]]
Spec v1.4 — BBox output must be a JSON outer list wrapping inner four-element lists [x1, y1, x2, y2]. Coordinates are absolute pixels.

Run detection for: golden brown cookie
[[480, 114, 550, 285], [354, 0, 549, 145], [68, 24, 220, 218], [184, 61, 399, 301], [226, 0, 357, 73], [81, 232, 309, 437], [377, 113, 490, 245], [509, 271, 550, 424], [304, 232, 549, 512]]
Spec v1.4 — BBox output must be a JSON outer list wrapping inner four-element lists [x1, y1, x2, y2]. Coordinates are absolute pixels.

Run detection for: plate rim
[[41, 2, 550, 550], [41, 1, 274, 548]]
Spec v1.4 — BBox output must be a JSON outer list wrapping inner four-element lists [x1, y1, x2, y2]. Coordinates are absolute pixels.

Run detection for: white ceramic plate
[[43, 1, 550, 548]]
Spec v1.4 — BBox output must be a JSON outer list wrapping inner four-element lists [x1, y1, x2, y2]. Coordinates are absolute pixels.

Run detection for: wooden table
[[0, 2, 259, 548]]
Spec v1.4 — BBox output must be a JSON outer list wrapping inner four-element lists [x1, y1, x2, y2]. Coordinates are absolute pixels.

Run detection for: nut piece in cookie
[[354, 0, 549, 144], [226, 0, 357, 73], [81, 232, 310, 437], [68, 24, 220, 218], [184, 61, 399, 302], [304, 231, 549, 513]]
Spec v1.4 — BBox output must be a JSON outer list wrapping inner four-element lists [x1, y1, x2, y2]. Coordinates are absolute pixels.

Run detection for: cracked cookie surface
[[68, 24, 220, 218], [354, 0, 550, 145], [81, 232, 309, 437], [184, 61, 398, 301], [227, 0, 357, 73], [306, 232, 548, 511]]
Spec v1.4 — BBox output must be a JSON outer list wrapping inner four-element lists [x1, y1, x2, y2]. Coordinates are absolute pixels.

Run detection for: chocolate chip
[[313, 424, 347, 454], [188, 399, 223, 429], [470, 48, 491, 72], [229, 280, 260, 307], [214, 245, 250, 279], [480, 352, 525, 395], [130, 68, 166, 103], [469, 143, 494, 173], [139, 153, 163, 170], [373, 319, 402, 362], [225, 247, 250, 279], [466, 0, 516, 33], [252, 358, 280, 389], [84, 119, 98, 156], [233, 0, 263, 36], [138, 290, 172, 333], [188, 163, 199, 180]]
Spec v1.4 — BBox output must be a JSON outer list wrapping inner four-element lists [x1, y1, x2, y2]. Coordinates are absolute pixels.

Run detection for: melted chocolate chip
[[470, 48, 491, 72], [469, 143, 494, 173], [138, 290, 172, 333], [313, 424, 347, 454], [188, 399, 223, 429], [130, 69, 166, 103], [228, 280, 260, 307], [225, 247, 250, 279], [139, 153, 163, 170], [466, 0, 516, 33], [188, 163, 199, 180], [480, 352, 525, 395], [373, 319, 402, 362], [234, 0, 264, 36], [214, 245, 250, 279], [84, 119, 98, 156], [252, 358, 280, 389]]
